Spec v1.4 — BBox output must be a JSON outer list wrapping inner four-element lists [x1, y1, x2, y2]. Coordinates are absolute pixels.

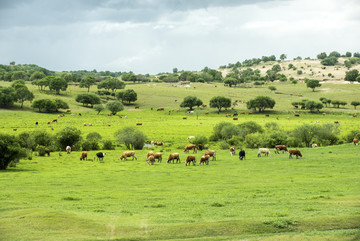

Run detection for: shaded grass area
[[1, 145, 359, 240]]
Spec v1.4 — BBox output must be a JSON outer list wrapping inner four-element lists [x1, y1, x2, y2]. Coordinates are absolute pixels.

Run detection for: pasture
[[1, 79, 360, 240]]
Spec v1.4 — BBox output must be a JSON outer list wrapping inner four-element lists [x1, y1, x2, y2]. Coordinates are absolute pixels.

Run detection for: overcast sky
[[0, 0, 359, 74]]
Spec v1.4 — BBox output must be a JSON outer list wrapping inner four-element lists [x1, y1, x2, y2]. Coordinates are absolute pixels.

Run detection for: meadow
[[1, 78, 360, 240]]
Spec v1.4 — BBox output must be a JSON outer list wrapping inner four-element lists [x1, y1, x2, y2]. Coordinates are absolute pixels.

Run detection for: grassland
[[1, 62, 360, 240]]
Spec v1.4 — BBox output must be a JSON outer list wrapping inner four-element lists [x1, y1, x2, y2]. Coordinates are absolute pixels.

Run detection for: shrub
[[245, 133, 264, 148], [82, 140, 100, 151], [0, 133, 26, 170], [115, 127, 146, 150], [57, 127, 82, 150], [263, 131, 289, 147], [190, 135, 208, 146], [103, 140, 115, 150]]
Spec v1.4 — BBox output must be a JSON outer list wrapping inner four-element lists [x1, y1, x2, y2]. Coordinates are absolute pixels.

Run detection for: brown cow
[[354, 138, 359, 146], [52, 119, 57, 123], [157, 107, 164, 111], [154, 153, 163, 162], [289, 150, 302, 159], [185, 155, 196, 166], [233, 117, 238, 120], [135, 106, 140, 109], [183, 117, 187, 120], [197, 144, 203, 151], [136, 122, 142, 126], [184, 144, 197, 153], [230, 146, 236, 156], [120, 151, 137, 160], [199, 155, 210, 165], [147, 155, 155, 165], [147, 151, 154, 159], [294, 114, 300, 117], [205, 150, 216, 161], [274, 145, 288, 154], [80, 152, 88, 161], [167, 153, 180, 163]]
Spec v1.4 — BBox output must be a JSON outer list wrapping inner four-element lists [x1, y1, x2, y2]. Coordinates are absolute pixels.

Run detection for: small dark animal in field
[[136, 122, 142, 126], [334, 121, 339, 124], [239, 150, 245, 160], [354, 138, 359, 146], [52, 119, 57, 123], [80, 152, 87, 161], [47, 121, 51, 124], [45, 149, 51, 156], [79, 113, 82, 116], [294, 114, 300, 117], [135, 106, 139, 109], [289, 150, 302, 159], [35, 122, 38, 125], [96, 152, 106, 161], [233, 117, 238, 120], [183, 117, 187, 120]]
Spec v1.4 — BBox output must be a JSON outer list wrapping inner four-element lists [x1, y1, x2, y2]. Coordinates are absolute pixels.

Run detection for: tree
[[75, 93, 101, 107], [31, 99, 68, 112], [293, 124, 317, 147], [57, 127, 82, 150], [280, 54, 287, 61], [291, 79, 298, 85], [98, 78, 125, 92], [0, 86, 17, 107], [32, 77, 50, 90], [49, 77, 67, 94], [209, 96, 231, 113], [11, 71, 27, 81], [344, 69, 359, 83], [321, 56, 338, 66], [306, 79, 321, 91], [106, 101, 124, 115], [180, 96, 203, 110], [62, 73, 73, 82], [268, 86, 276, 92], [305, 101, 323, 112], [121, 73, 137, 83], [246, 96, 276, 112], [224, 77, 237, 87], [14, 85, 34, 108], [29, 71, 46, 82], [329, 51, 341, 57], [0, 134, 26, 170], [93, 104, 104, 114], [351, 101, 360, 109], [54, 99, 69, 111], [122, 89, 138, 104], [114, 127, 146, 150], [79, 76, 96, 92], [345, 51, 352, 57]]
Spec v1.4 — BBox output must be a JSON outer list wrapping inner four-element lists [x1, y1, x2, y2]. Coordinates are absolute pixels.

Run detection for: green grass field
[[1, 78, 360, 240]]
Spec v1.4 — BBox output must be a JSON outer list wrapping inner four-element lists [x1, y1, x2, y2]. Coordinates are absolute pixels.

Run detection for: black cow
[[239, 150, 245, 160], [96, 152, 106, 161]]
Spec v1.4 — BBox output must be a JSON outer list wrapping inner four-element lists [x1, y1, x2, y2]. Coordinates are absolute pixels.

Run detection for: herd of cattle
[[63, 138, 359, 165]]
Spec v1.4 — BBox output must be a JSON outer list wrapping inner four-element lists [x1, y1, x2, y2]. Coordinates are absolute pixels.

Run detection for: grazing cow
[[274, 145, 288, 154], [265, 114, 270, 117], [156, 142, 163, 146], [87, 123, 92, 126], [205, 150, 216, 161], [66, 146, 71, 154], [202, 104, 207, 108], [96, 152, 106, 161], [184, 144, 197, 153], [185, 155, 196, 166], [334, 121, 339, 124], [45, 149, 51, 156], [233, 112, 238, 116], [47, 121, 51, 125], [183, 117, 187, 120], [353, 114, 357, 118], [157, 107, 164, 111], [239, 150, 245, 160], [136, 122, 142, 126], [289, 150, 302, 159], [167, 153, 180, 163], [154, 153, 163, 162], [312, 143, 318, 148], [257, 148, 271, 157], [52, 119, 57, 123], [199, 155, 210, 165], [187, 136, 195, 140], [205, 112, 209, 115], [197, 144, 203, 151], [83, 123, 87, 126], [80, 152, 88, 161], [233, 117, 238, 120], [147, 155, 155, 165], [108, 113, 112, 116], [230, 146, 236, 156], [322, 113, 326, 116], [294, 114, 300, 117], [120, 151, 137, 160], [354, 138, 359, 146], [135, 106, 140, 109], [35, 122, 38, 125], [248, 112, 253, 115], [147, 151, 154, 159]]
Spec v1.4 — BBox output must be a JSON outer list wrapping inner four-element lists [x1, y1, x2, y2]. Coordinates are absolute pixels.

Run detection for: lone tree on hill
[[79, 76, 96, 92], [247, 96, 276, 112], [106, 101, 124, 115], [209, 96, 231, 113], [306, 79, 321, 92], [180, 96, 203, 110], [344, 69, 359, 83], [49, 76, 68, 94], [351, 101, 360, 109]]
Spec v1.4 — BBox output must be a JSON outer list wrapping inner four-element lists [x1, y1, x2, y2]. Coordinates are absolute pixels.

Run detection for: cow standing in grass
[[66, 146, 71, 154], [184, 144, 197, 153], [205, 150, 216, 161], [274, 145, 288, 154], [96, 152, 106, 161], [185, 155, 196, 166], [167, 153, 180, 163], [289, 150, 302, 159], [230, 146, 236, 156], [239, 150, 245, 160], [120, 151, 137, 160], [354, 138, 359, 146]]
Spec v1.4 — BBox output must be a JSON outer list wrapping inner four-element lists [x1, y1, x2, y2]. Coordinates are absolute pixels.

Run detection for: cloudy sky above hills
[[0, 0, 359, 74]]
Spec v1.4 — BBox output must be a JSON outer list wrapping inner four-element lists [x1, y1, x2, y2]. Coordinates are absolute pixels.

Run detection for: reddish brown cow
[[353, 138, 359, 146], [274, 145, 288, 154], [52, 119, 57, 123], [289, 150, 302, 159], [136, 122, 142, 126], [233, 117, 238, 120], [185, 155, 196, 166], [199, 155, 210, 165], [183, 117, 187, 120], [205, 150, 216, 161], [230, 146, 236, 156], [197, 144, 203, 151], [157, 107, 164, 111], [154, 153, 163, 162], [184, 144, 197, 153], [80, 152, 88, 161], [167, 153, 180, 163]]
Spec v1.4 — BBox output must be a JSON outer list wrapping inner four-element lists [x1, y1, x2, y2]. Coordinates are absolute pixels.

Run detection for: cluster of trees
[[317, 51, 360, 66], [292, 99, 323, 112], [211, 121, 357, 150], [31, 98, 69, 112], [158, 68, 223, 83], [0, 63, 54, 82], [219, 55, 281, 69], [0, 80, 34, 108], [345, 69, 360, 83], [32, 76, 68, 94]]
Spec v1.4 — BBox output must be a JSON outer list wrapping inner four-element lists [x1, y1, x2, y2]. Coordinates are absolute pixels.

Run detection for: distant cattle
[[205, 150, 216, 161], [334, 121, 339, 124], [147, 155, 155, 165], [274, 145, 288, 154], [257, 148, 271, 157], [265, 114, 269, 117], [52, 119, 57, 123], [205, 112, 209, 115], [45, 149, 51, 156], [312, 143, 318, 148], [197, 144, 203, 151], [80, 152, 87, 161], [96, 152, 106, 161], [202, 104, 207, 108], [47, 121, 51, 125], [233, 113, 238, 116], [184, 144, 197, 153], [230, 146, 236, 156], [239, 150, 245, 160], [66, 146, 71, 154], [294, 114, 300, 117], [248, 112, 252, 115], [233, 117, 238, 120], [225, 114, 231, 117], [157, 107, 164, 111], [182, 117, 187, 120], [289, 150, 302, 159], [136, 122, 142, 126], [185, 155, 196, 166], [35, 122, 38, 125], [354, 138, 359, 146], [147, 151, 154, 159], [199, 155, 210, 165], [187, 136, 195, 140], [322, 113, 326, 116], [135, 106, 140, 109], [241, 112, 245, 114], [154, 153, 163, 162], [120, 151, 137, 160], [167, 153, 180, 163], [353, 114, 357, 118], [108, 113, 112, 116]]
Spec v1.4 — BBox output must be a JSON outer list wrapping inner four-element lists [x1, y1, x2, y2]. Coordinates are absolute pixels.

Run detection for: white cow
[[257, 148, 271, 157]]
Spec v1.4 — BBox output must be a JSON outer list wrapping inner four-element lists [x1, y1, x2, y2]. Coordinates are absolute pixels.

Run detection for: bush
[[57, 127, 82, 150], [34, 131, 54, 148], [36, 145, 47, 156], [245, 133, 264, 148], [103, 140, 115, 150], [0, 134, 26, 170], [114, 127, 146, 150], [218, 141, 229, 150], [190, 135, 208, 146], [82, 140, 100, 151], [263, 131, 289, 147], [106, 101, 124, 115]]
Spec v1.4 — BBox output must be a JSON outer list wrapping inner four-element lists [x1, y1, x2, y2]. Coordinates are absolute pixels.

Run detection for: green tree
[[93, 104, 104, 114], [209, 96, 231, 113], [122, 89, 138, 104], [0, 86, 17, 107], [0, 134, 26, 170], [329, 51, 341, 57], [11, 71, 27, 81], [29, 71, 46, 82], [351, 101, 360, 109], [345, 51, 352, 57], [57, 127, 82, 150], [246, 96, 276, 112], [180, 96, 203, 110], [79, 76, 96, 92], [106, 101, 124, 115], [306, 79, 321, 91], [321, 56, 338, 66], [54, 99, 69, 111], [31, 99, 68, 112], [268, 86, 276, 92], [344, 69, 359, 83], [49, 77, 67, 94], [224, 77, 237, 87], [280, 54, 287, 61], [14, 85, 34, 108], [305, 101, 323, 112], [98, 78, 125, 92], [121, 73, 137, 83], [32, 77, 50, 90], [62, 73, 73, 82], [115, 127, 146, 150], [293, 124, 317, 147], [75, 93, 101, 107]]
